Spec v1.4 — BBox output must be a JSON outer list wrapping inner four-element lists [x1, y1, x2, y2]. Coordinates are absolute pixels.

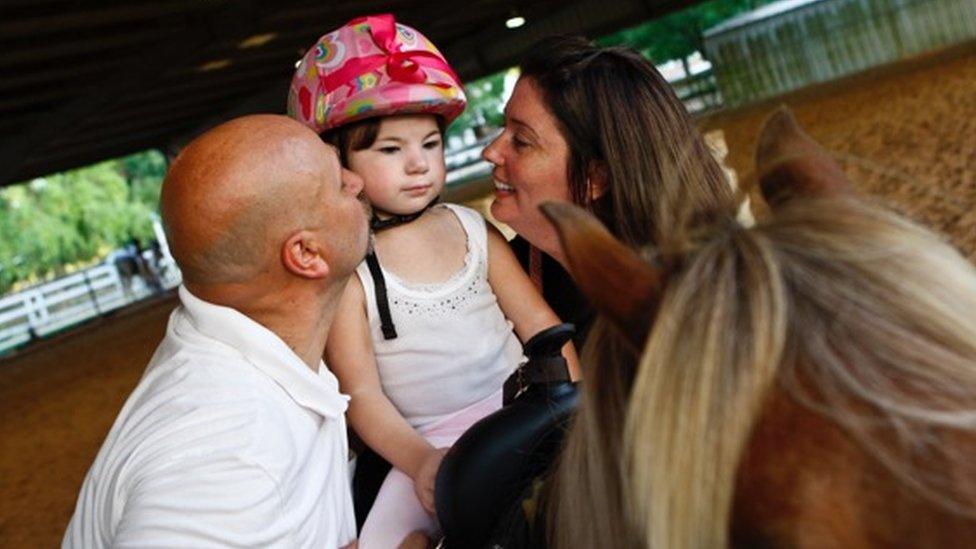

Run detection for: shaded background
[[1, 0, 974, 545]]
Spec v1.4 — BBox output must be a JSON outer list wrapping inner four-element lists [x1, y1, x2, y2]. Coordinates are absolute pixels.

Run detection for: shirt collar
[[177, 285, 349, 419]]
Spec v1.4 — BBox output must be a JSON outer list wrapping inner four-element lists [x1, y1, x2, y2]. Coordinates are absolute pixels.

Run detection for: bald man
[[64, 115, 369, 548]]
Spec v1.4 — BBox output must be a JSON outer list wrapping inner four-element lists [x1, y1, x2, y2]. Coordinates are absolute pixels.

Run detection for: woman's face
[[483, 77, 573, 259]]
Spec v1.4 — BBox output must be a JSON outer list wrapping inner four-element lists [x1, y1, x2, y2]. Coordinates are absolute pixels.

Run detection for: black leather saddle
[[434, 323, 579, 547]]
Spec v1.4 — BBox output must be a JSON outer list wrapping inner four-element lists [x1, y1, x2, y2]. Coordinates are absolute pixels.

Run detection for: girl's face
[[346, 114, 445, 218], [482, 77, 573, 259]]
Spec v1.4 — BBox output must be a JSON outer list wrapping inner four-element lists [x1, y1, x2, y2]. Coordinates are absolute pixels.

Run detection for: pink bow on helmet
[[321, 14, 462, 94]]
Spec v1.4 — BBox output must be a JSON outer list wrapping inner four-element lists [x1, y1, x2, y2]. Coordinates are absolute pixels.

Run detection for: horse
[[538, 109, 976, 548]]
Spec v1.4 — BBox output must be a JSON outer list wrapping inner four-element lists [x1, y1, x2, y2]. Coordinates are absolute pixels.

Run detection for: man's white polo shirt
[[63, 286, 356, 548]]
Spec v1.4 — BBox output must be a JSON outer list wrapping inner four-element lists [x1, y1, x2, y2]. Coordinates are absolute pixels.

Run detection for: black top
[[509, 236, 594, 349]]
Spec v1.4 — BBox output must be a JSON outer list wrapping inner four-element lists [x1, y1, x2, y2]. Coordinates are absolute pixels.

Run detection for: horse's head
[[542, 108, 976, 548]]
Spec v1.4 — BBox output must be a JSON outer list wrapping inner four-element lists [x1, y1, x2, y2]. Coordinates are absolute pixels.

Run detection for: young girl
[[288, 14, 579, 547]]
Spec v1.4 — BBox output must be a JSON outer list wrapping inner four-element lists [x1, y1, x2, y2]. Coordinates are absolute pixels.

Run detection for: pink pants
[[358, 390, 503, 548]]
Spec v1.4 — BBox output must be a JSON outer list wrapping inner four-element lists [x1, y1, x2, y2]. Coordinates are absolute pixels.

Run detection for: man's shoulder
[[141, 344, 276, 408], [64, 351, 300, 546], [115, 348, 302, 471]]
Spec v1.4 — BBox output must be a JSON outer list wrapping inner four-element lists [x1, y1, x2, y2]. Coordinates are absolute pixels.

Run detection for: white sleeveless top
[[356, 204, 524, 428]]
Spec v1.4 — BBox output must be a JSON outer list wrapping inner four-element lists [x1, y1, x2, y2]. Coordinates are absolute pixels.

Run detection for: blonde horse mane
[[631, 196, 976, 547], [545, 113, 976, 548]]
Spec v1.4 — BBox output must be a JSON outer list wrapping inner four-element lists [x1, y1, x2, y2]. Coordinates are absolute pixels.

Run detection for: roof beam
[[164, 82, 289, 154], [444, 0, 694, 79], [0, 1, 262, 186], [0, 1, 229, 39], [0, 28, 173, 67], [0, 0, 707, 186], [34, 113, 212, 162], [10, 134, 173, 183]]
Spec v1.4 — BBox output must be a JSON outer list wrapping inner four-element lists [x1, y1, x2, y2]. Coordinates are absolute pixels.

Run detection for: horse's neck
[[732, 386, 976, 548]]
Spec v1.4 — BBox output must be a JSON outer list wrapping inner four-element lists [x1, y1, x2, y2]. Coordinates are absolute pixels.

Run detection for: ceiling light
[[505, 15, 525, 29], [238, 32, 277, 49], [198, 59, 232, 72]]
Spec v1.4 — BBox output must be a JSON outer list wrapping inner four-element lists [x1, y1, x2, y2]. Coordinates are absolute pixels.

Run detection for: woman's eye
[[378, 146, 400, 154], [423, 140, 442, 150], [512, 136, 529, 150]]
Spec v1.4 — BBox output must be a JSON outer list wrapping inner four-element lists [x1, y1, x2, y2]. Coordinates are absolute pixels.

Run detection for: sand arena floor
[[1, 45, 974, 547], [701, 42, 976, 260], [0, 296, 177, 546]]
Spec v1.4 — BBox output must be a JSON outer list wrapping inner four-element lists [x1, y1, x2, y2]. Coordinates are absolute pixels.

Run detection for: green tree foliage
[[0, 150, 166, 294], [599, 0, 776, 65], [119, 149, 167, 243]]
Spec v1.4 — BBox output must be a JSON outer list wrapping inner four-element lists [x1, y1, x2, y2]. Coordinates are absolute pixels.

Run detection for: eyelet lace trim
[[387, 252, 486, 318]]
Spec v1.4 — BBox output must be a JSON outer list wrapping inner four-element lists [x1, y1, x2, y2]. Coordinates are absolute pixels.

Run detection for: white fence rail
[[0, 259, 181, 356]]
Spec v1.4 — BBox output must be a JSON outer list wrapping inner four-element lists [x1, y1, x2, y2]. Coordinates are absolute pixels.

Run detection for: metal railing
[[671, 69, 722, 113]]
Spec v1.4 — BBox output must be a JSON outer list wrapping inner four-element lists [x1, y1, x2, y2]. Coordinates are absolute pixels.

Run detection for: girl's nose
[[406, 148, 429, 174]]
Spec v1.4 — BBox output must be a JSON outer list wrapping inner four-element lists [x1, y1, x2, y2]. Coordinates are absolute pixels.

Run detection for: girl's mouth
[[403, 183, 433, 195]]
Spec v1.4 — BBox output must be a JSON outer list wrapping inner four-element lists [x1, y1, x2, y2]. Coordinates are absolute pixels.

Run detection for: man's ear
[[282, 231, 331, 279], [586, 160, 609, 202]]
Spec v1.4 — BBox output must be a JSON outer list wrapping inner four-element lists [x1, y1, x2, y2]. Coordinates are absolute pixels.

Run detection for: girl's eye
[[423, 140, 442, 150], [378, 146, 400, 154]]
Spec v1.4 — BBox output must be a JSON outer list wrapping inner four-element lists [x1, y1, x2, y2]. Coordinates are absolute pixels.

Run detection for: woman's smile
[[493, 179, 515, 196]]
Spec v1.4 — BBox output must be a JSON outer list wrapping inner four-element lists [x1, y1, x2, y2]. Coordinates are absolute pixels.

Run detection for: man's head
[[161, 114, 369, 302]]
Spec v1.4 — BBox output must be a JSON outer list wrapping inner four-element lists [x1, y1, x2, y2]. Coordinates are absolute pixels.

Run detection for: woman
[[457, 35, 741, 547], [483, 35, 738, 345]]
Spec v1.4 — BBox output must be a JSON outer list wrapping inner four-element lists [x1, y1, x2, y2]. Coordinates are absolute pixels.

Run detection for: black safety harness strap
[[365, 198, 439, 340], [365, 250, 397, 340]]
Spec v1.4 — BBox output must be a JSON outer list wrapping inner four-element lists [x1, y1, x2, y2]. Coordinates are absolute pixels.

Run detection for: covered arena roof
[[0, 0, 698, 188]]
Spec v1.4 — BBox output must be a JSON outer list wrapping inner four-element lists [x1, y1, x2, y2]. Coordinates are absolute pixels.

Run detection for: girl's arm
[[325, 277, 444, 512], [485, 224, 581, 381]]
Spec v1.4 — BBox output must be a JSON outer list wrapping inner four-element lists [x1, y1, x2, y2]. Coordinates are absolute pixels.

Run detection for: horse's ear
[[756, 107, 853, 207], [540, 202, 662, 351]]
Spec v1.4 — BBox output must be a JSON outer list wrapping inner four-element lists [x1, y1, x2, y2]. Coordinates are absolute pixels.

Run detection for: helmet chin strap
[[365, 196, 441, 340], [370, 197, 440, 231]]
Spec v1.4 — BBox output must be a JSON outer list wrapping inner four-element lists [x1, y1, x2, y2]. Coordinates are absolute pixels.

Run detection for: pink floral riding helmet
[[288, 13, 467, 134]]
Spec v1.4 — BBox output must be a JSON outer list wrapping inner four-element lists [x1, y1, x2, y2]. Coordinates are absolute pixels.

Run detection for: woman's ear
[[281, 231, 331, 279], [586, 160, 610, 202]]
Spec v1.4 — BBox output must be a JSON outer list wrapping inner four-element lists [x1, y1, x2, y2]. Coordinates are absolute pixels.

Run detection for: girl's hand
[[414, 447, 448, 515]]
